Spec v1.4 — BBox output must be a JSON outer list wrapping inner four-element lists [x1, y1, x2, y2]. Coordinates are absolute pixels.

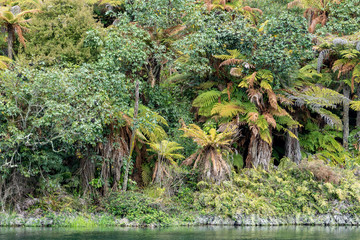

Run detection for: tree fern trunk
[[122, 79, 140, 191], [245, 132, 272, 170], [7, 25, 14, 59], [356, 86, 360, 128], [343, 85, 350, 150], [285, 128, 301, 164]]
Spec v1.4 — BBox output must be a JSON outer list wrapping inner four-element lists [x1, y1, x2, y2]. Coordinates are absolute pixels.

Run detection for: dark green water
[[1, 226, 360, 240]]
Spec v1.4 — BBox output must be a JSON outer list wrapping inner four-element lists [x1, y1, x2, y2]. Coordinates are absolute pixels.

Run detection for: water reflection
[[1, 226, 360, 240]]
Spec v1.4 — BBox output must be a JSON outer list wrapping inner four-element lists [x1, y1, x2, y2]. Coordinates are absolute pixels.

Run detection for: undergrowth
[[194, 159, 360, 218]]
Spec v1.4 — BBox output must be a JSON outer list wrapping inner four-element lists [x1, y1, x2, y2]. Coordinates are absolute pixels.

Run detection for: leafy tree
[[23, 0, 102, 65]]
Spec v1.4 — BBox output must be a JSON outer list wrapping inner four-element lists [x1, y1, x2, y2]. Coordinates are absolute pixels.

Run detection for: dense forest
[[1, 0, 360, 226]]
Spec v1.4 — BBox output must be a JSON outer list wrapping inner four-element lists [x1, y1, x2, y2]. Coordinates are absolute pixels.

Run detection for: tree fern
[[181, 123, 234, 183]]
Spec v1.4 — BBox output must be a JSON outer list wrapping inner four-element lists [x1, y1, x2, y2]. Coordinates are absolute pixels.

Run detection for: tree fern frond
[[353, 64, 360, 83], [263, 113, 276, 128], [257, 69, 274, 83], [350, 101, 360, 111], [197, 81, 217, 89], [193, 90, 222, 108], [229, 67, 243, 77], [219, 58, 244, 67], [314, 108, 342, 130], [317, 49, 331, 73], [260, 80, 272, 90], [165, 73, 192, 84], [292, 86, 347, 109], [267, 89, 278, 109], [211, 101, 246, 118]]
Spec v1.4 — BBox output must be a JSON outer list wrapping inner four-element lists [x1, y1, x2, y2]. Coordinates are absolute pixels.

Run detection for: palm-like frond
[[211, 101, 245, 118], [314, 108, 343, 130], [181, 123, 234, 148], [193, 90, 222, 108], [291, 85, 347, 109], [126, 104, 168, 142], [148, 140, 184, 163]]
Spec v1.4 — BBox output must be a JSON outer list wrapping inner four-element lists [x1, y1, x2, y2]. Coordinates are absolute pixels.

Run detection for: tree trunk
[[343, 85, 350, 150], [122, 79, 140, 191], [356, 86, 360, 128], [7, 25, 14, 59], [285, 128, 302, 164], [131, 144, 146, 187], [245, 133, 272, 170], [79, 148, 95, 194]]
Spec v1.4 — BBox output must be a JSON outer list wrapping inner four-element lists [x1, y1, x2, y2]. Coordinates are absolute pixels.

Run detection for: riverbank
[[2, 212, 360, 228], [2, 160, 360, 228]]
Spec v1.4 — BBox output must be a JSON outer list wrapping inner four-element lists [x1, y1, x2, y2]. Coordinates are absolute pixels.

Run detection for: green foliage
[[195, 161, 360, 217], [23, 0, 102, 65], [0, 65, 131, 196], [299, 122, 353, 166], [102, 191, 172, 225], [252, 12, 313, 81], [318, 0, 360, 35]]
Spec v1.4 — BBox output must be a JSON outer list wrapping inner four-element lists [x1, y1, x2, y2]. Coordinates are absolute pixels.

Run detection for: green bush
[[194, 160, 360, 217], [102, 192, 172, 225], [23, 0, 102, 65]]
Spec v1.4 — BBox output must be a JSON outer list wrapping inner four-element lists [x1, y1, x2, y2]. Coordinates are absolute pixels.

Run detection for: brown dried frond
[[248, 88, 262, 106], [14, 25, 26, 47], [249, 124, 259, 136], [267, 90, 278, 109], [182, 152, 198, 166], [242, 6, 263, 15], [248, 112, 259, 122], [277, 94, 293, 105], [287, 0, 303, 8], [224, 5, 233, 11], [230, 67, 243, 77], [264, 113, 276, 128], [164, 25, 186, 37], [219, 58, 244, 67], [271, 106, 288, 117], [204, 0, 213, 11], [247, 71, 257, 87]]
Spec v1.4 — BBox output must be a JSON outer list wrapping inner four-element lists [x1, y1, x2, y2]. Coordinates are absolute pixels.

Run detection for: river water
[[1, 226, 360, 240]]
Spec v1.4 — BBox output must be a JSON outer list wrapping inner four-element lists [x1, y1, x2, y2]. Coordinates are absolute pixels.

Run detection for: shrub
[[101, 191, 172, 225], [23, 0, 102, 65]]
